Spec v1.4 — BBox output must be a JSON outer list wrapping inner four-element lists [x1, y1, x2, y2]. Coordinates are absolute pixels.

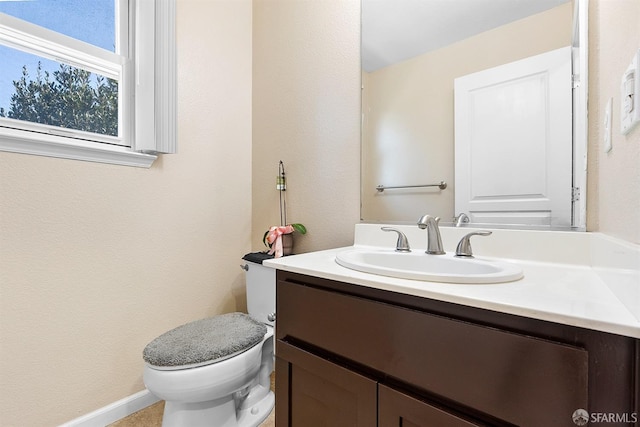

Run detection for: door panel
[[276, 341, 377, 427], [379, 385, 483, 427], [455, 46, 572, 227]]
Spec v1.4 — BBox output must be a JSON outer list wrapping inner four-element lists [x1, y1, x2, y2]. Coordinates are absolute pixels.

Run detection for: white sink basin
[[335, 249, 523, 284]]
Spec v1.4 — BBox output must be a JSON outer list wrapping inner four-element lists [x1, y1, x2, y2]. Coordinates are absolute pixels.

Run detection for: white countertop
[[264, 225, 640, 339]]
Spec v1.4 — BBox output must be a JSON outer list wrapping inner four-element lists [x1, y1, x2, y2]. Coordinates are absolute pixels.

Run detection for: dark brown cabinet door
[[378, 385, 482, 427], [276, 341, 377, 427]]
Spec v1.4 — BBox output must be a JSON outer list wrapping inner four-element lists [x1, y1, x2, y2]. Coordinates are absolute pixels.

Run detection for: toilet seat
[[143, 312, 267, 370], [146, 343, 261, 371]]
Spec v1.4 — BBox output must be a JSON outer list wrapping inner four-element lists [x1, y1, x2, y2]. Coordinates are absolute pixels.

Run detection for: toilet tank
[[244, 260, 276, 327]]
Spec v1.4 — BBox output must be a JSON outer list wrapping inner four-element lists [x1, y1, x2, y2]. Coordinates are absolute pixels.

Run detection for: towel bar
[[376, 181, 447, 192]]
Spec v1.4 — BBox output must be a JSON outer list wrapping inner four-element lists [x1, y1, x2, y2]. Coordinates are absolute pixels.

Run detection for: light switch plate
[[620, 48, 640, 134]]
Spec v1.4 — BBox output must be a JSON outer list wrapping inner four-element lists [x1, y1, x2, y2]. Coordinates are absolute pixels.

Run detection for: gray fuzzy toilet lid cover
[[143, 312, 267, 368]]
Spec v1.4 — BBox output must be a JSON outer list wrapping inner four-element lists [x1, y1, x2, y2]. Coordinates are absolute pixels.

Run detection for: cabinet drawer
[[277, 280, 588, 426]]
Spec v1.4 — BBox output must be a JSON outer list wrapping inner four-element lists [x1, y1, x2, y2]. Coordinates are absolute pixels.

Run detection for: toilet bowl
[[142, 259, 276, 427], [143, 325, 274, 427]]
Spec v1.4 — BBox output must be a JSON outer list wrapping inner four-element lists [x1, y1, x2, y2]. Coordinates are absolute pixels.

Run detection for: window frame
[[0, 0, 176, 168]]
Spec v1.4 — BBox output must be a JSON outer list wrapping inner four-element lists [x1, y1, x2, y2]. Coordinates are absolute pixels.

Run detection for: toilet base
[[161, 390, 274, 427], [238, 390, 275, 427]]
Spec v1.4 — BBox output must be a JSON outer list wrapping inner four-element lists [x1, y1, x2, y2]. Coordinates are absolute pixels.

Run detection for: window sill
[[0, 127, 157, 168]]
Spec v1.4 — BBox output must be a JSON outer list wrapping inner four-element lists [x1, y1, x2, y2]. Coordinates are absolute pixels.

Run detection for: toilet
[[143, 259, 276, 427]]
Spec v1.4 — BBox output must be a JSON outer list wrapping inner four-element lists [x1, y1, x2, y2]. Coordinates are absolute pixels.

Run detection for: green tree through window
[[0, 62, 118, 137]]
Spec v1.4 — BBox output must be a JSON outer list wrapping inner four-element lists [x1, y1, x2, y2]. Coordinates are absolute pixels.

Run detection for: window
[[0, 0, 176, 168]]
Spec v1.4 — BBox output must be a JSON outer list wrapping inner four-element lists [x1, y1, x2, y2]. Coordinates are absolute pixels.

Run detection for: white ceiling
[[362, 0, 571, 72]]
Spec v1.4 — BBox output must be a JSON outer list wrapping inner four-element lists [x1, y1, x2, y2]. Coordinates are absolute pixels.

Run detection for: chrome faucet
[[417, 215, 445, 255]]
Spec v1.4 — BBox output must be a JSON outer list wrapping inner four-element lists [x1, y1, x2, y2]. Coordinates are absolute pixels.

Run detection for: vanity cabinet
[[274, 271, 639, 426]]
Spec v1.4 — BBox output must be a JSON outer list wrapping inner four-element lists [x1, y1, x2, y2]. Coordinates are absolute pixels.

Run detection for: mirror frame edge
[[572, 0, 589, 230]]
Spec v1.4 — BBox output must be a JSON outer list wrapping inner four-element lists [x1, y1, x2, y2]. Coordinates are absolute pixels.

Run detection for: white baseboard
[[59, 389, 161, 427]]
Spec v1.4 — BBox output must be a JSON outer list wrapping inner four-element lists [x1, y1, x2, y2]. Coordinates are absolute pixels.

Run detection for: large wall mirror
[[361, 0, 588, 230]]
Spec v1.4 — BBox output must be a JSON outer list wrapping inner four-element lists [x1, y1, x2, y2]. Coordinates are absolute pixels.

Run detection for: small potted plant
[[263, 223, 307, 258], [263, 161, 307, 257]]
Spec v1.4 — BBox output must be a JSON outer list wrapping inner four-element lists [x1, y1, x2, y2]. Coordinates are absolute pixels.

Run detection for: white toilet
[[143, 259, 276, 427]]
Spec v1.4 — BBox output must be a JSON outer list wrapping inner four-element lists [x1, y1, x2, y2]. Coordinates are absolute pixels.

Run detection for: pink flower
[[265, 225, 295, 257]]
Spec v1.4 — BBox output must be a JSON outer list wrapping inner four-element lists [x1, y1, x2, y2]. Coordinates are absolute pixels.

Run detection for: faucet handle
[[455, 231, 492, 258], [453, 213, 470, 227], [381, 227, 411, 252]]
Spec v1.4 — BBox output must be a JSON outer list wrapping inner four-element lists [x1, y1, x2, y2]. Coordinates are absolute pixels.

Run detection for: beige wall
[[0, 0, 253, 425], [587, 0, 640, 243], [252, 0, 361, 254], [0, 0, 637, 425], [362, 3, 572, 223]]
